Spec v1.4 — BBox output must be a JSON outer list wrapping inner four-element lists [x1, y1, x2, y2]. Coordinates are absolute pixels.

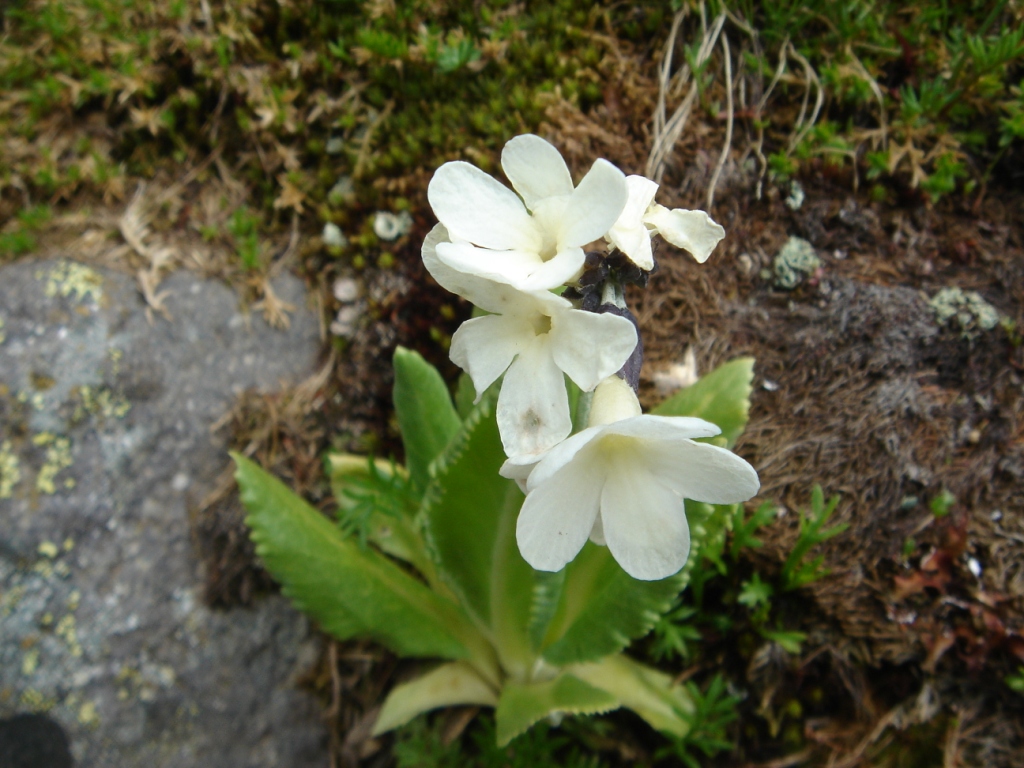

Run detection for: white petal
[[436, 241, 544, 292], [428, 161, 542, 252], [622, 176, 660, 222], [432, 244, 570, 317], [643, 206, 725, 263], [549, 310, 638, 392], [501, 134, 573, 210], [602, 414, 721, 441], [516, 247, 586, 291], [636, 438, 760, 505], [601, 465, 691, 580], [499, 454, 541, 494], [422, 225, 500, 306], [558, 159, 628, 248], [525, 426, 604, 492], [450, 314, 533, 397], [516, 446, 604, 572], [497, 338, 572, 457], [606, 176, 659, 268], [607, 222, 654, 271]]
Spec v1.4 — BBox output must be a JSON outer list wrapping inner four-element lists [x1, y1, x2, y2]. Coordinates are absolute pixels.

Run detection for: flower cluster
[[424, 134, 758, 581]]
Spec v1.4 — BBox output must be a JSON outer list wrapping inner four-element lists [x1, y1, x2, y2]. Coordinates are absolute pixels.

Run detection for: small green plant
[[656, 674, 740, 768], [1005, 666, 1024, 694], [0, 204, 52, 257], [929, 489, 957, 519], [780, 485, 847, 592], [227, 207, 261, 271]]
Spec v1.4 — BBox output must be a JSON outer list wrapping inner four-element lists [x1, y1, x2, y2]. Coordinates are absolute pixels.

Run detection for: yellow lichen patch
[[78, 700, 99, 726], [39, 260, 103, 304], [20, 687, 56, 712], [62, 537, 75, 551], [0, 440, 21, 498], [0, 315, 5, 345], [21, 647, 40, 676], [37, 540, 59, 558], [67, 590, 81, 611], [36, 436, 73, 495], [2, 585, 27, 619], [55, 614, 83, 657], [73, 385, 131, 421], [109, 347, 124, 375]]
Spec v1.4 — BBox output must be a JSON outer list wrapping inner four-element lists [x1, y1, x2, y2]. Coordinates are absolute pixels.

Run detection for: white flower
[[423, 225, 638, 458], [427, 134, 628, 291], [513, 376, 759, 581], [606, 175, 726, 271]]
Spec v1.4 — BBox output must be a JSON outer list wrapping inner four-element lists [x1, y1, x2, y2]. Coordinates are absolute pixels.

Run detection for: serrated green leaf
[[422, 394, 536, 677], [495, 673, 618, 746], [455, 372, 477, 419], [570, 654, 694, 737], [528, 570, 565, 648], [372, 661, 498, 736], [234, 453, 481, 662], [325, 453, 436, 584], [652, 357, 754, 448], [540, 543, 686, 667], [393, 346, 461, 491]]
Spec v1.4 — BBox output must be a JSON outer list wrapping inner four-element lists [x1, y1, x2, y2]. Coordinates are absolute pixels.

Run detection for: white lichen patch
[[33, 433, 74, 495], [773, 236, 821, 289], [0, 440, 21, 498], [929, 287, 1000, 334], [373, 210, 413, 241], [38, 260, 103, 304]]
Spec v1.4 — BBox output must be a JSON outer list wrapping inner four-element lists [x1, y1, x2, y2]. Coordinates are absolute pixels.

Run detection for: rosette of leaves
[[233, 348, 755, 746]]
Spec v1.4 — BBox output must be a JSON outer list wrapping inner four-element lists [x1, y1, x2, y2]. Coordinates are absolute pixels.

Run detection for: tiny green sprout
[[930, 489, 956, 518], [730, 501, 775, 559], [780, 486, 848, 592], [759, 627, 807, 655], [738, 572, 774, 609], [902, 537, 917, 559], [655, 674, 740, 768], [1006, 667, 1024, 694]]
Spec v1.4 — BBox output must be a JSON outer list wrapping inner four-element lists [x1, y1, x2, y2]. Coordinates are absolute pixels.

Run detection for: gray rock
[[0, 259, 327, 767]]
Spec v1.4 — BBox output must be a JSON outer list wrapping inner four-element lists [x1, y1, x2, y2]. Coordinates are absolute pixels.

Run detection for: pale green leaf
[[422, 393, 536, 677], [234, 453, 476, 660], [539, 543, 686, 667], [372, 661, 498, 736], [570, 654, 694, 737], [495, 673, 619, 746], [393, 346, 461, 490], [652, 357, 754, 448]]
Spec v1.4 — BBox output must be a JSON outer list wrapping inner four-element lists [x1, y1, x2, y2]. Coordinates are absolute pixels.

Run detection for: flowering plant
[[234, 135, 759, 746]]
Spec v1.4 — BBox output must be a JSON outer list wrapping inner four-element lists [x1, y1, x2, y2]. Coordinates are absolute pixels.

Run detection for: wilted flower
[[514, 376, 759, 580], [427, 134, 628, 291], [606, 175, 726, 271], [423, 226, 638, 458]]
